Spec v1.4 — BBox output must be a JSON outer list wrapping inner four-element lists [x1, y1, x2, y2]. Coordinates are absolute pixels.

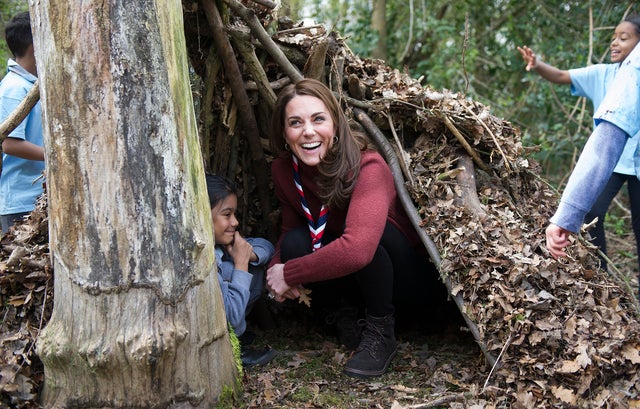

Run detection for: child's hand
[[517, 46, 537, 71], [227, 231, 253, 272]]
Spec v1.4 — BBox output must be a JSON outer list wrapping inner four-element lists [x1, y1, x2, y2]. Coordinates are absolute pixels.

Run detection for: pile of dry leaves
[[0, 194, 50, 408], [341, 54, 640, 405]]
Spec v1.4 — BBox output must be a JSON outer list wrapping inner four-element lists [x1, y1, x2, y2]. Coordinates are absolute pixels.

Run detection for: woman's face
[[211, 194, 239, 246], [611, 22, 640, 63], [283, 95, 337, 167]]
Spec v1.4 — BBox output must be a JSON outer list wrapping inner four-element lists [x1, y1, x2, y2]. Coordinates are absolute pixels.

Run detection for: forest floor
[[228, 225, 639, 409]]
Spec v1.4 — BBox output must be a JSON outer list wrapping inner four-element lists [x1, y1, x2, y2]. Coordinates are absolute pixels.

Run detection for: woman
[[266, 78, 440, 378]]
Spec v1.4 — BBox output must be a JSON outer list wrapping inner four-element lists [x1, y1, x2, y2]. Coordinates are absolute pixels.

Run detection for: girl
[[206, 174, 276, 367], [519, 15, 640, 274]]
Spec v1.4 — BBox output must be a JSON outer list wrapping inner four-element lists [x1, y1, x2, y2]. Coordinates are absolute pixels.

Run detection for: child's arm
[[246, 237, 275, 267], [518, 46, 571, 84], [218, 268, 253, 336]]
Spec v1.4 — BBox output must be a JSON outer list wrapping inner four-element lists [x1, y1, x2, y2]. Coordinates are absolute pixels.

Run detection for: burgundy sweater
[[270, 150, 422, 287]]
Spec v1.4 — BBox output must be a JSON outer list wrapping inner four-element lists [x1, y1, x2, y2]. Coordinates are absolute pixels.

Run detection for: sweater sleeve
[[282, 153, 395, 286], [550, 121, 628, 232]]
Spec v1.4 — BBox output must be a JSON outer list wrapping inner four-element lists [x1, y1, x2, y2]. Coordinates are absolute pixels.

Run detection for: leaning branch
[[223, 0, 303, 83], [441, 114, 490, 174], [353, 106, 497, 367], [201, 0, 275, 239], [0, 80, 40, 142]]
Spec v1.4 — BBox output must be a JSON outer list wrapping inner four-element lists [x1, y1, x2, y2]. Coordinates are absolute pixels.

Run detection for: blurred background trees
[[297, 0, 637, 186], [2, 0, 636, 187], [0, 0, 28, 74]]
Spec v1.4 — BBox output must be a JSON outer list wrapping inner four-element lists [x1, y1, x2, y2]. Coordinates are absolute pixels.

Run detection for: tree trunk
[[371, 0, 387, 60], [31, 1, 238, 407]]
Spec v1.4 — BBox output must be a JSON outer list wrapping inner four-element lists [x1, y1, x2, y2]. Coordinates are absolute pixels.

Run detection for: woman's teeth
[[302, 142, 321, 150]]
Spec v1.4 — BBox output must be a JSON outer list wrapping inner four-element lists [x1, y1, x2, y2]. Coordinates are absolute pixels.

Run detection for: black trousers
[[584, 172, 640, 274], [280, 222, 442, 318]]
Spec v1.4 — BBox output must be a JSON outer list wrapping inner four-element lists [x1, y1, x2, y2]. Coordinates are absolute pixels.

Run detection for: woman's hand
[[266, 263, 299, 302], [517, 46, 537, 71]]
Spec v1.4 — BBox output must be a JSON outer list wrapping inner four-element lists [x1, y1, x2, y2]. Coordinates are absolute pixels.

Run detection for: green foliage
[[303, 0, 639, 187], [0, 0, 29, 78]]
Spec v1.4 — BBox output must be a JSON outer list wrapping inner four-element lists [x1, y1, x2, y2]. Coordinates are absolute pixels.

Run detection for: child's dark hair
[[625, 15, 640, 35], [205, 174, 237, 209], [5, 11, 32, 59]]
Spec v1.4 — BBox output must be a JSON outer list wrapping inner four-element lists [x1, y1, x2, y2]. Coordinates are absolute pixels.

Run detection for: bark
[[371, 0, 388, 60], [31, 1, 238, 407]]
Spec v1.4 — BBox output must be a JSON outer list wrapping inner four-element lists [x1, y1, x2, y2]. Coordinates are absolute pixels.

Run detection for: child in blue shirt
[[0, 11, 45, 235], [205, 174, 277, 367], [546, 40, 640, 290], [519, 15, 640, 271]]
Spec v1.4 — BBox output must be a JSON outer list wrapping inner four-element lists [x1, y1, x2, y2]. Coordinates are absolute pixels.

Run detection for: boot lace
[[357, 319, 384, 359]]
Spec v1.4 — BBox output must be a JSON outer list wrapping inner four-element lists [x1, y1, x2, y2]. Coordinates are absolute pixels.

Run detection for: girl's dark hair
[[5, 11, 32, 59], [205, 174, 237, 209], [269, 78, 368, 209], [624, 15, 640, 35]]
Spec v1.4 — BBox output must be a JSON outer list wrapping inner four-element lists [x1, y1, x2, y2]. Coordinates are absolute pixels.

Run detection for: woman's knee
[[280, 226, 312, 261]]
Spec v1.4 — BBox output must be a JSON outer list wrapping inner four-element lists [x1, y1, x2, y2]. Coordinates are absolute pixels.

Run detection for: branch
[[248, 0, 277, 9], [222, 0, 303, 83], [227, 26, 277, 109], [303, 37, 329, 81], [454, 152, 487, 217], [0, 80, 40, 142], [462, 105, 512, 173], [200, 0, 275, 240], [441, 115, 490, 174], [352, 107, 497, 367]]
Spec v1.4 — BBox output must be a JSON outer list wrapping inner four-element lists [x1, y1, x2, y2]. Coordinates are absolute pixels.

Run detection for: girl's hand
[[517, 46, 537, 71], [545, 223, 570, 258], [226, 231, 253, 272]]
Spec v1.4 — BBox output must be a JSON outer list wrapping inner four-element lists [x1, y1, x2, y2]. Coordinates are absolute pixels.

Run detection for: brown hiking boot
[[343, 314, 397, 378]]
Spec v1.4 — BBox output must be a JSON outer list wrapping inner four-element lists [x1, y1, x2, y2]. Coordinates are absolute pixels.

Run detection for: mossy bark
[[30, 0, 239, 407]]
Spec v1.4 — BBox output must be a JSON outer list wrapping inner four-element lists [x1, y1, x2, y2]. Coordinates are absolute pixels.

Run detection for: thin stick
[[462, 105, 513, 173], [386, 112, 414, 185], [442, 115, 490, 174], [482, 331, 514, 392]]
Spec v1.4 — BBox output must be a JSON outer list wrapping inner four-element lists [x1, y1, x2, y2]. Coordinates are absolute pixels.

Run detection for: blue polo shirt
[[0, 59, 45, 215], [569, 64, 639, 175]]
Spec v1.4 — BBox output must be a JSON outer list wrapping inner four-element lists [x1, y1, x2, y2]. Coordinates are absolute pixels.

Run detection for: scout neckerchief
[[292, 155, 328, 251]]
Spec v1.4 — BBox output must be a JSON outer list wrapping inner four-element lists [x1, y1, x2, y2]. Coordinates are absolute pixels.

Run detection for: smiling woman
[[265, 78, 446, 379]]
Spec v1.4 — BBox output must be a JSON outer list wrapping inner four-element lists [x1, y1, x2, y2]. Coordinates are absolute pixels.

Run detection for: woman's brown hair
[[270, 78, 367, 209]]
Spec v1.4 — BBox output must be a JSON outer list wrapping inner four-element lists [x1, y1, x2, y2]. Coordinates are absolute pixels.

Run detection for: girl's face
[[283, 95, 337, 167], [211, 194, 239, 246], [610, 22, 640, 63]]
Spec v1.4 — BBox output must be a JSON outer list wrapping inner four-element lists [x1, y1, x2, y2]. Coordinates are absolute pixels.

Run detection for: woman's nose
[[303, 121, 314, 135]]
